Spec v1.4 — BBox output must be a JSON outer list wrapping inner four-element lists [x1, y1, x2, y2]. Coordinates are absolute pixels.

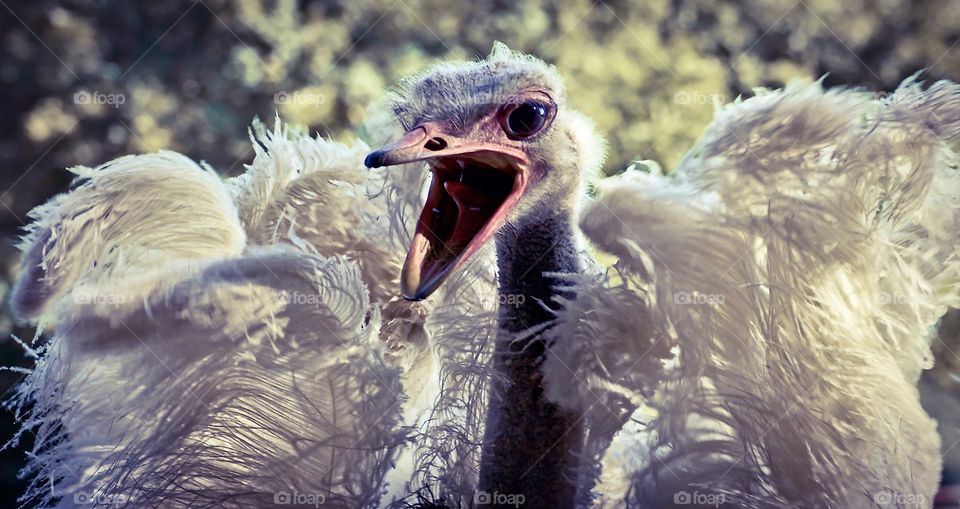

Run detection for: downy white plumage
[[7, 44, 960, 508]]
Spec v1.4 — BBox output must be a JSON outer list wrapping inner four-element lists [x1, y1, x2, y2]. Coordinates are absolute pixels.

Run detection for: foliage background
[[0, 0, 957, 504]]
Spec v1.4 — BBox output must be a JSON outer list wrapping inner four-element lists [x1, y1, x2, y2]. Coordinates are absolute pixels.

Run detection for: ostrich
[[7, 43, 960, 508], [363, 51, 601, 507]]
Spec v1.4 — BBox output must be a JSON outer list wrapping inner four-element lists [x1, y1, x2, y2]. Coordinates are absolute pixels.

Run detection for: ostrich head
[[365, 42, 604, 300]]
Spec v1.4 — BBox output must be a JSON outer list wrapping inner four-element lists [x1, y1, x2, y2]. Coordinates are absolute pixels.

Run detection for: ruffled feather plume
[[6, 50, 959, 509]]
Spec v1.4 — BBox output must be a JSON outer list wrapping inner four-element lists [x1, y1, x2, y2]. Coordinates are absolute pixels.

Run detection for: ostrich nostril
[[424, 137, 447, 151]]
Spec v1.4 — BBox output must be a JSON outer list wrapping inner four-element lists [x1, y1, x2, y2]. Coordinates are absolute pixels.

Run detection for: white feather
[[7, 76, 959, 509], [551, 79, 960, 508], [9, 134, 410, 508]]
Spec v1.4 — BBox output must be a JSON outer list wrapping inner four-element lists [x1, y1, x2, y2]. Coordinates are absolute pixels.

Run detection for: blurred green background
[[0, 0, 957, 504]]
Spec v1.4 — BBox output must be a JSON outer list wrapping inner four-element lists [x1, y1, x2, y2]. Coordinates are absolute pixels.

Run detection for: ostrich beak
[[365, 122, 530, 300]]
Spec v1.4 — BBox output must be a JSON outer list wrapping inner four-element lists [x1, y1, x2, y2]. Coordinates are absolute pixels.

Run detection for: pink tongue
[[443, 181, 499, 247]]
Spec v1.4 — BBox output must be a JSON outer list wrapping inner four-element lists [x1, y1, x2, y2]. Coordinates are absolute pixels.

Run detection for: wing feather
[[552, 79, 960, 507]]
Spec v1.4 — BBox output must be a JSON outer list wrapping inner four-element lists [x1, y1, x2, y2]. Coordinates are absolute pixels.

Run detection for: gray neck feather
[[478, 205, 583, 509]]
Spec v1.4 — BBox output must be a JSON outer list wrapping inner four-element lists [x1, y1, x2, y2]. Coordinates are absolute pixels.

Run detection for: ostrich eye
[[501, 100, 551, 139]]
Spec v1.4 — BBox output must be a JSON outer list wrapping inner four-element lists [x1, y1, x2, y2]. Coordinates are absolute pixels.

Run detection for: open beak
[[365, 122, 530, 300]]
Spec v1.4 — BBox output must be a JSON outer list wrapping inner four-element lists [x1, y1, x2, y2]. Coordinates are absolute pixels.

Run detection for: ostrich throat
[[479, 201, 583, 508]]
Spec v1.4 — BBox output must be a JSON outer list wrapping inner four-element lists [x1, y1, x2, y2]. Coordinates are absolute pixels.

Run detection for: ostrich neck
[[478, 206, 583, 509]]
